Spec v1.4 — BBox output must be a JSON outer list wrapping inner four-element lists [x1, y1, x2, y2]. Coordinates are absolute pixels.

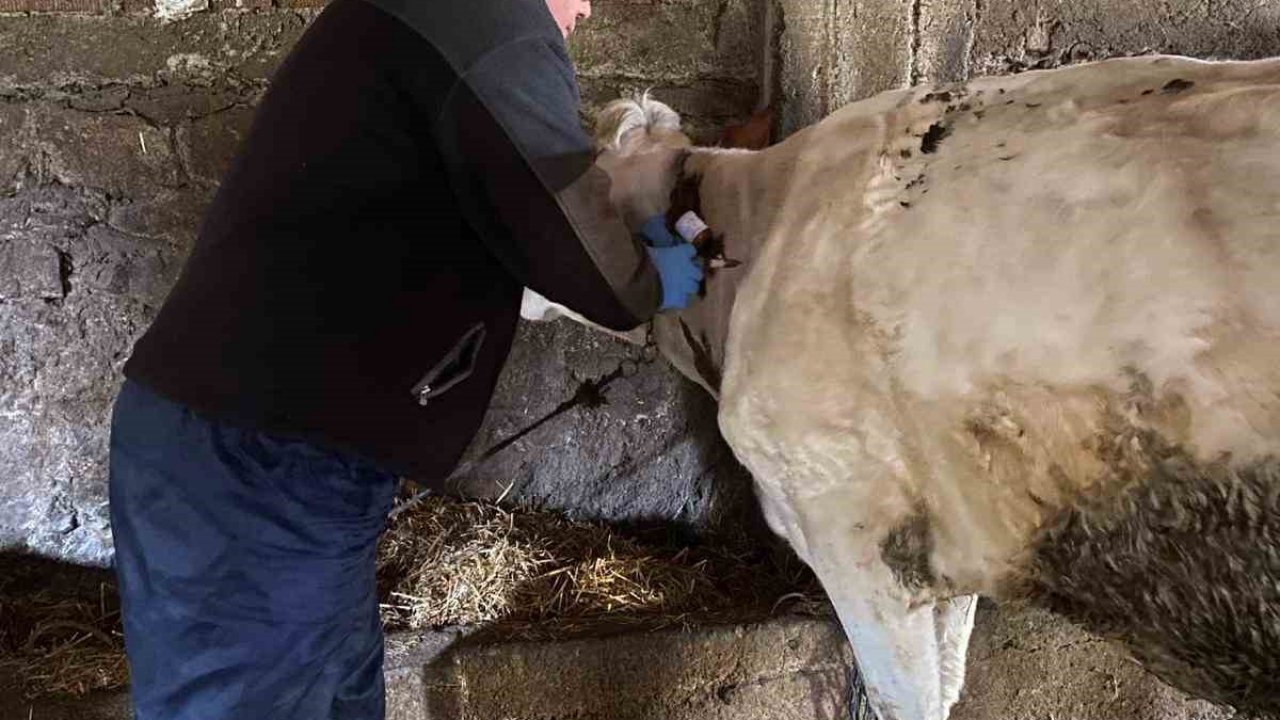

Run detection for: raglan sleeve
[[433, 35, 662, 331]]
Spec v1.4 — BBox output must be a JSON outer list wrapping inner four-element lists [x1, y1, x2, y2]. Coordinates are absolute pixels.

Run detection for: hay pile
[[377, 496, 827, 638], [2, 495, 826, 700], [0, 557, 127, 700]]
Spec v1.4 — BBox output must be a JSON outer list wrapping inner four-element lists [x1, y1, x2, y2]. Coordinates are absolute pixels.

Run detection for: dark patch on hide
[[920, 122, 952, 154], [698, 243, 736, 293], [1142, 88, 1155, 96], [881, 508, 936, 591], [678, 318, 721, 392], [1162, 78, 1195, 95], [667, 151, 703, 228], [921, 90, 954, 104], [900, 148, 913, 159], [1024, 102, 1043, 109], [1020, 407, 1280, 717], [698, 231, 727, 263]]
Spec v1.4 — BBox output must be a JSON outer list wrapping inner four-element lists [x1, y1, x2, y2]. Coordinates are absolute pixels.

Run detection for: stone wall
[[0, 0, 767, 565], [0, 7, 301, 564]]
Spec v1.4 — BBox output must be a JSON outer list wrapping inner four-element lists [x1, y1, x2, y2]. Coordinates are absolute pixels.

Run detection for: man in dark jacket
[[107, 0, 702, 717]]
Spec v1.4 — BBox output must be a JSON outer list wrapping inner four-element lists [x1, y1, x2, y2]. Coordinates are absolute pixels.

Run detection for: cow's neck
[[676, 148, 779, 259], [652, 146, 784, 399]]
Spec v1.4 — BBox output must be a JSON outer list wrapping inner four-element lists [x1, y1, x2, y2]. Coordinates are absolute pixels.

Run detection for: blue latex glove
[[639, 213, 681, 248], [646, 243, 703, 311]]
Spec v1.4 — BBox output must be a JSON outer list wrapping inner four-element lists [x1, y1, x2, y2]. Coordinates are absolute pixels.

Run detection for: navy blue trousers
[[109, 380, 398, 720]]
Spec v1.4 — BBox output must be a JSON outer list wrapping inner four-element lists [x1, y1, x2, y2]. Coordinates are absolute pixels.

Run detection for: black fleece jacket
[[124, 0, 660, 482]]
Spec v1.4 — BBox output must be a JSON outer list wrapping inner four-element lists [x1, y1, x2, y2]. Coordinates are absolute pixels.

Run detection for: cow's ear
[[720, 106, 775, 150]]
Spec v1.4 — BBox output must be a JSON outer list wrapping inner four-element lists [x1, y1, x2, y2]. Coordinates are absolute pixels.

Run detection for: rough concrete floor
[[1, 600, 1244, 720], [952, 603, 1240, 720], [386, 619, 854, 720]]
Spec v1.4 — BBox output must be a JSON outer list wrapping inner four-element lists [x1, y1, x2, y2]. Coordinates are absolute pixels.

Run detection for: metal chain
[[847, 660, 876, 720]]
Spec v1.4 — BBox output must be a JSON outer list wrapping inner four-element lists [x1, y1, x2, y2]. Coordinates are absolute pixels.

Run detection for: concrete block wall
[[572, 0, 765, 143], [0, 0, 767, 566]]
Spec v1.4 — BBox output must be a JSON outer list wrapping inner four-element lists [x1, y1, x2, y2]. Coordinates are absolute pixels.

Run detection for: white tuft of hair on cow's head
[[521, 94, 694, 344], [593, 91, 685, 153], [592, 93, 693, 231]]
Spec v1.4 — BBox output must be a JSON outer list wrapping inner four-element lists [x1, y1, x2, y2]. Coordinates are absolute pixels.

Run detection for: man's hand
[[640, 215, 681, 248], [645, 244, 702, 310], [638, 213, 701, 310]]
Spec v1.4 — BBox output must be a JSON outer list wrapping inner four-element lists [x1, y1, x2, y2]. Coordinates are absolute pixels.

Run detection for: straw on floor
[[377, 495, 827, 638], [2, 494, 826, 700]]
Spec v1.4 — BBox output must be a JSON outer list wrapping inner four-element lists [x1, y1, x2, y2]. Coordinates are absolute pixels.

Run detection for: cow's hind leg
[[721, 391, 974, 719], [789, 492, 971, 720], [934, 595, 978, 714]]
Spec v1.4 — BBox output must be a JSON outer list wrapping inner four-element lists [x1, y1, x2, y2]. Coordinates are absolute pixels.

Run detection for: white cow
[[534, 56, 1280, 720]]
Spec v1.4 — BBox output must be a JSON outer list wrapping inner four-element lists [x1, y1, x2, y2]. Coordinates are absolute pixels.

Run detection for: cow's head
[[592, 93, 694, 231], [526, 94, 755, 399], [526, 95, 692, 335], [592, 95, 754, 399], [520, 94, 693, 345]]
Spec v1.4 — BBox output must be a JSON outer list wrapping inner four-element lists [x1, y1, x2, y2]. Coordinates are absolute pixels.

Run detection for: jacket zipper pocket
[[410, 322, 487, 407]]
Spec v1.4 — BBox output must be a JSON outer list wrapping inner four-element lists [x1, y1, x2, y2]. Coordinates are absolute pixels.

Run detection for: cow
[[535, 55, 1280, 720]]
